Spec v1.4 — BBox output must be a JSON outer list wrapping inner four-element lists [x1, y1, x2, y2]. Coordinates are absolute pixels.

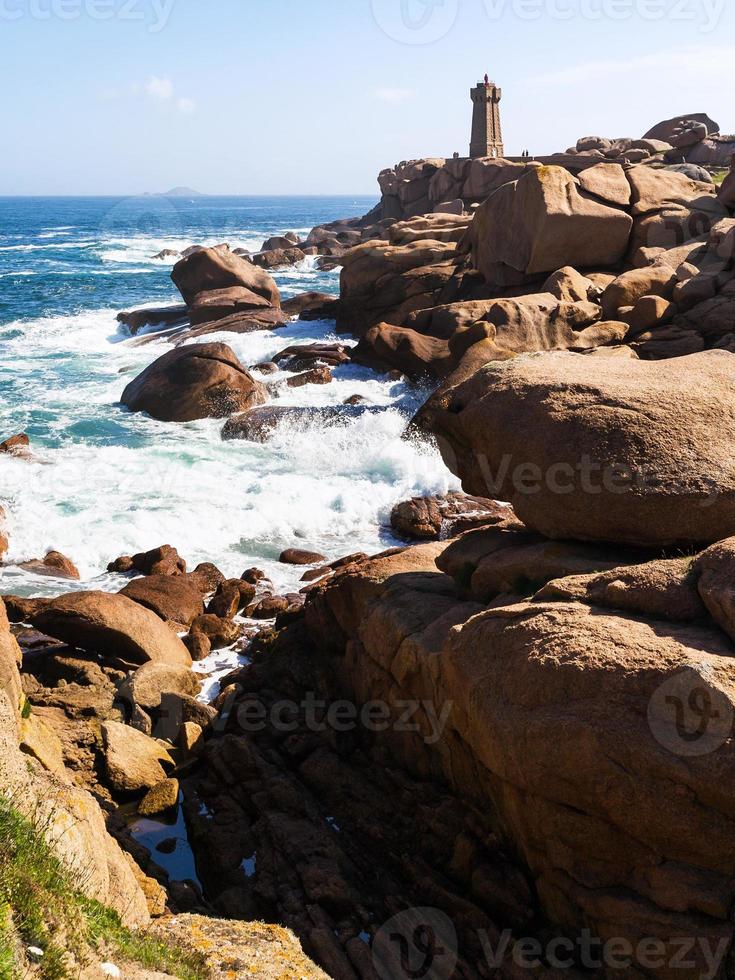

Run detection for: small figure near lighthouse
[[470, 74, 504, 158]]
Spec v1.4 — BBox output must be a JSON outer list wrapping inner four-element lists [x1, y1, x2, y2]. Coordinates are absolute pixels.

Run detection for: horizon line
[[0, 192, 380, 199]]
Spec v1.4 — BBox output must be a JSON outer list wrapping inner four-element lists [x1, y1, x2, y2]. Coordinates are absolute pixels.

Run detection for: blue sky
[[0, 0, 733, 194]]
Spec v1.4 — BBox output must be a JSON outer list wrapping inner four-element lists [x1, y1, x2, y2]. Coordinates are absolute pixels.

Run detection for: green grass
[[712, 169, 728, 187], [0, 902, 15, 980], [0, 793, 207, 979]]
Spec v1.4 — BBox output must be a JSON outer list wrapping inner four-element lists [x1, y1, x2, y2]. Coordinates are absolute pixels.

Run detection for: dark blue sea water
[[0, 195, 456, 622], [0, 195, 377, 323]]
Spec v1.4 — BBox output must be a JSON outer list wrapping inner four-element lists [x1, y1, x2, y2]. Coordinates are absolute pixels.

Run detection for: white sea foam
[[98, 233, 267, 266], [0, 308, 458, 598], [0, 241, 96, 253]]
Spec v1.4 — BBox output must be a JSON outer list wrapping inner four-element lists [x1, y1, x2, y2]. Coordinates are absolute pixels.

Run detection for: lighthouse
[[470, 75, 504, 159]]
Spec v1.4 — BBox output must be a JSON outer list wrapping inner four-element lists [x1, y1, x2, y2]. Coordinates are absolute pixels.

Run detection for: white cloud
[[373, 87, 415, 103], [145, 76, 174, 101], [177, 97, 197, 115], [98, 76, 196, 115]]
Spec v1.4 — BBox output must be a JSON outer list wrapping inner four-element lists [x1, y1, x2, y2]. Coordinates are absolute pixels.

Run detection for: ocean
[[0, 195, 458, 599]]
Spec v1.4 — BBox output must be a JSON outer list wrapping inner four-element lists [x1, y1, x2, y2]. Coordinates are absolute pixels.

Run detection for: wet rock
[[190, 614, 241, 650], [119, 574, 205, 627], [390, 493, 515, 541], [261, 234, 299, 251], [187, 285, 271, 325], [241, 568, 266, 585], [286, 366, 333, 388], [183, 630, 211, 663], [188, 561, 226, 595], [273, 342, 350, 371], [281, 292, 339, 320], [1, 595, 46, 623], [138, 778, 180, 816], [101, 720, 174, 794], [31, 592, 192, 668], [253, 361, 279, 374], [18, 551, 80, 581], [173, 307, 288, 341], [248, 595, 290, 619], [121, 342, 267, 423], [109, 544, 185, 577], [116, 306, 189, 335], [207, 580, 256, 619], [251, 247, 306, 270], [280, 549, 326, 566], [171, 246, 281, 307], [221, 405, 376, 443], [0, 433, 31, 456]]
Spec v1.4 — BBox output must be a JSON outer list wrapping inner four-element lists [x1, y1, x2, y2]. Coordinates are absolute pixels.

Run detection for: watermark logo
[[648, 667, 733, 757], [372, 907, 458, 980], [371, 0, 459, 44], [370, 0, 725, 41], [371, 914, 730, 978]]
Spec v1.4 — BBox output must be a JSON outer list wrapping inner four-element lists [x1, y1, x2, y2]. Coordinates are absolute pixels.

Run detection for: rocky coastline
[[2, 111, 735, 977]]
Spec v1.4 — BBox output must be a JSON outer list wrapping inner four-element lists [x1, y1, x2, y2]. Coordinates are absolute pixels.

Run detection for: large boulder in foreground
[[171, 246, 280, 307], [305, 542, 735, 973], [31, 591, 191, 668], [429, 349, 735, 547], [468, 166, 632, 285], [121, 342, 267, 422]]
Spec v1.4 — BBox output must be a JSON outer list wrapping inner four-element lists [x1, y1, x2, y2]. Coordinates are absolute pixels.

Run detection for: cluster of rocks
[[288, 347, 735, 976], [117, 248, 351, 423], [338, 157, 735, 383], [376, 113, 735, 225], [568, 113, 735, 170], [150, 214, 387, 277], [8, 107, 735, 976], [0, 584, 327, 976]]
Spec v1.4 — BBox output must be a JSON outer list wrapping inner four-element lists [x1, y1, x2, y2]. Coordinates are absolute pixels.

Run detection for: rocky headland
[[2, 112, 735, 977]]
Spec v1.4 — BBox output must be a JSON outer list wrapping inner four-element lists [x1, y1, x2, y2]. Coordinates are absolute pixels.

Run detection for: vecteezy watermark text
[[0, 0, 176, 32], [371, 0, 725, 44], [233, 694, 454, 746], [373, 909, 731, 979]]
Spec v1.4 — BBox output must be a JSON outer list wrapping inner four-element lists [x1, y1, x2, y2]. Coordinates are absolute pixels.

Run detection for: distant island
[[140, 186, 206, 198], [161, 186, 205, 197]]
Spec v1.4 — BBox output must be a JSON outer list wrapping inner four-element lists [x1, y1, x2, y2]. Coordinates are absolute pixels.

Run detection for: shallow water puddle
[[129, 793, 202, 888]]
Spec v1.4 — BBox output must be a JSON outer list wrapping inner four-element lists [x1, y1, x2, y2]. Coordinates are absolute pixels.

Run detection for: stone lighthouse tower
[[470, 74, 504, 159]]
